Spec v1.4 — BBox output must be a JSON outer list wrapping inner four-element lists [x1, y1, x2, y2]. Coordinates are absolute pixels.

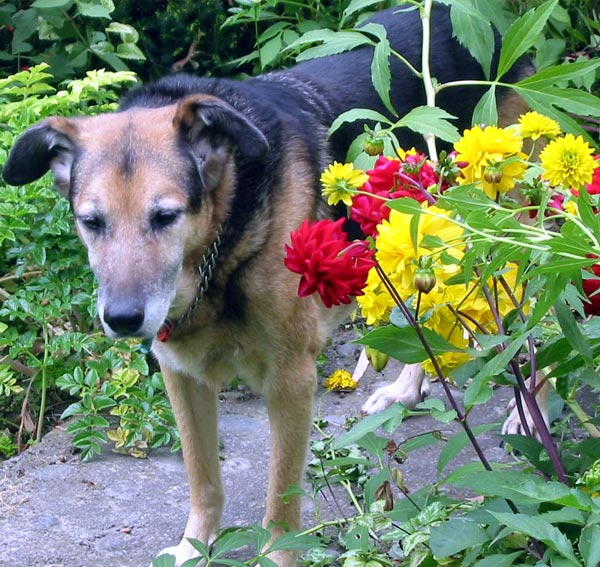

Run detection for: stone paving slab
[[0, 330, 515, 567]]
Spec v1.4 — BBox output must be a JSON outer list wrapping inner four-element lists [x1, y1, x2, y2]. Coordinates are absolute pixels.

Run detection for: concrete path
[[0, 327, 515, 567]]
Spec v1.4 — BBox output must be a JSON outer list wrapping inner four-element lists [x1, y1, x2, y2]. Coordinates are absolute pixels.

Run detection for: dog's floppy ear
[[2, 117, 79, 196], [174, 95, 269, 160]]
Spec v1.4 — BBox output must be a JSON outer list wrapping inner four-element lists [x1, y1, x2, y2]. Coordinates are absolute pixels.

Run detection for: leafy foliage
[[0, 0, 145, 81]]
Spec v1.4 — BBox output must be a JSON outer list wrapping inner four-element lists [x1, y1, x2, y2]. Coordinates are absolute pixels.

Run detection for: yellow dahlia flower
[[320, 162, 369, 206], [323, 369, 357, 391], [454, 125, 527, 198], [518, 111, 561, 141], [374, 205, 464, 294], [539, 133, 596, 190]]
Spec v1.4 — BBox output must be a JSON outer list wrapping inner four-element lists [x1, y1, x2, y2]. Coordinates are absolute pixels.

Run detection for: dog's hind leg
[[362, 363, 430, 414], [262, 355, 318, 567], [157, 367, 223, 566]]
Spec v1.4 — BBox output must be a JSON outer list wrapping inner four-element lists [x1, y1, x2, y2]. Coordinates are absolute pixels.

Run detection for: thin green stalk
[[36, 323, 49, 444], [419, 0, 438, 161]]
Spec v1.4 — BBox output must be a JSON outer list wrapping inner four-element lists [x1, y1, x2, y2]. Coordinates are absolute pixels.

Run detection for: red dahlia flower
[[582, 255, 600, 316], [284, 218, 375, 308], [585, 156, 600, 195]]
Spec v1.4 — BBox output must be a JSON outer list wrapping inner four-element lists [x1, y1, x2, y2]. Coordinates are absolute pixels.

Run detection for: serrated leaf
[[430, 518, 489, 556], [497, 0, 558, 79], [516, 59, 600, 91], [291, 30, 371, 61], [116, 42, 146, 61], [332, 403, 408, 450], [491, 512, 578, 562], [371, 36, 395, 116], [342, 0, 383, 24], [396, 105, 459, 143], [450, 4, 494, 79], [328, 108, 394, 135]]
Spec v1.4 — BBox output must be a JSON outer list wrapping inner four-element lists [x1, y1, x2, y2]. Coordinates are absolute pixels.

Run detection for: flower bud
[[413, 267, 436, 294], [363, 136, 385, 156], [484, 165, 503, 184], [366, 346, 389, 372]]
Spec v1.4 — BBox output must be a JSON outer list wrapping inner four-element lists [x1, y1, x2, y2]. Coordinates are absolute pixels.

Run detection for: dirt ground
[[0, 326, 517, 567]]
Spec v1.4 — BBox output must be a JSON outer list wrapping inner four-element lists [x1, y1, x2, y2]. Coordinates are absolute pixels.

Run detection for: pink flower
[[284, 218, 375, 308]]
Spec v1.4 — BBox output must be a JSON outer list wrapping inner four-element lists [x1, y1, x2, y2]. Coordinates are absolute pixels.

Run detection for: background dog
[[2, 5, 531, 567]]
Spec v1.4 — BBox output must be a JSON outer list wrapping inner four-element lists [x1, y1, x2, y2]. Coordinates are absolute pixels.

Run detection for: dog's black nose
[[103, 304, 145, 336]]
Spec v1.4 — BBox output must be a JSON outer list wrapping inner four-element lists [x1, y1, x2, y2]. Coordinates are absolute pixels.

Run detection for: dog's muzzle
[[103, 300, 146, 336]]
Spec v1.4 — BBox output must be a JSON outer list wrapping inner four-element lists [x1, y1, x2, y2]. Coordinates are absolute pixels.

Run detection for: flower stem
[[420, 0, 438, 161]]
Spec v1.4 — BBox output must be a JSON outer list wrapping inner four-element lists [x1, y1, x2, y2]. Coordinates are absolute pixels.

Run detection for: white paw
[[362, 371, 429, 414], [501, 397, 549, 441], [152, 540, 202, 567]]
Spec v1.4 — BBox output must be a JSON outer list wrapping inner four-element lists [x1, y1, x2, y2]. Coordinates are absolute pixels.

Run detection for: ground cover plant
[[1, 0, 600, 566]]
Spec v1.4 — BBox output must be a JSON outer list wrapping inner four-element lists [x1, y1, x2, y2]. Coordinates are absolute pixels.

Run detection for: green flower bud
[[366, 346, 389, 372], [413, 267, 436, 294]]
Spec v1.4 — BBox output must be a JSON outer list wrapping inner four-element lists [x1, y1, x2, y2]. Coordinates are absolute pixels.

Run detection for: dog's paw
[[362, 376, 430, 414], [501, 397, 549, 441], [152, 540, 202, 567]]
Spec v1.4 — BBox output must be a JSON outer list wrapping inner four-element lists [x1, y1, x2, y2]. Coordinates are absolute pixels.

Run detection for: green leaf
[[490, 512, 579, 562], [328, 108, 393, 135], [579, 524, 600, 567], [387, 196, 425, 215], [265, 530, 323, 552], [152, 554, 176, 567], [472, 85, 498, 126], [359, 324, 460, 365], [430, 518, 489, 557], [370, 35, 395, 116], [471, 552, 523, 567], [450, 4, 494, 79], [292, 30, 371, 62], [342, 0, 383, 24], [116, 42, 146, 61], [32, 0, 72, 7], [332, 403, 408, 450], [77, 2, 111, 18], [396, 105, 459, 143], [469, 333, 528, 384], [496, 0, 559, 79], [437, 423, 499, 475], [516, 59, 600, 91], [554, 299, 593, 362]]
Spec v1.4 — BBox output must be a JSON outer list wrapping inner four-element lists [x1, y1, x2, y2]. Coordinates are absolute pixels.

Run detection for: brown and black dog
[[2, 6, 530, 566]]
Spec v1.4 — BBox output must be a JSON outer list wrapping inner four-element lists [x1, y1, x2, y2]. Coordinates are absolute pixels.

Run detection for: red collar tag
[[156, 319, 175, 342]]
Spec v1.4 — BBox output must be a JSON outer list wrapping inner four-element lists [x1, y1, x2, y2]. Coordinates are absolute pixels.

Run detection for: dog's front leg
[[262, 356, 317, 567], [157, 366, 223, 566], [362, 363, 430, 414]]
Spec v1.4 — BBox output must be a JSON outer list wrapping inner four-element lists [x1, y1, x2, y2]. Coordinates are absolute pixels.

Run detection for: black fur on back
[[119, 4, 529, 268]]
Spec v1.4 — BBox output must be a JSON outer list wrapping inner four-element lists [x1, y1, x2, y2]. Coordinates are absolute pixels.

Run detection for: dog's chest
[[151, 322, 274, 389]]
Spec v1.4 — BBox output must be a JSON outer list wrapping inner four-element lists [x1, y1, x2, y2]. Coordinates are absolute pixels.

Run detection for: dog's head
[[2, 95, 269, 338]]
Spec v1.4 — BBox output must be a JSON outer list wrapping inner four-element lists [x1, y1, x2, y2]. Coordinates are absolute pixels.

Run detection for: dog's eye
[[151, 210, 181, 231], [78, 215, 105, 233]]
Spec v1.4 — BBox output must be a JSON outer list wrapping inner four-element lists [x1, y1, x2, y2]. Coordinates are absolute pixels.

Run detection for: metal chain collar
[[177, 225, 224, 325], [149, 225, 224, 345]]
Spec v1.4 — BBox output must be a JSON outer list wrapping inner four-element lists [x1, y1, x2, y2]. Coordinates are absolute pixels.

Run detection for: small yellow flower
[[454, 125, 527, 198], [540, 133, 597, 190], [320, 162, 368, 206], [323, 369, 357, 391], [564, 199, 579, 217], [518, 111, 561, 140]]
